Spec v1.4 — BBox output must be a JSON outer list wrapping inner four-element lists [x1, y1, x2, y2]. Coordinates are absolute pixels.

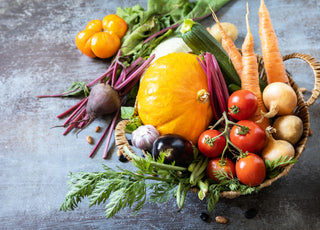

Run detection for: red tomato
[[230, 120, 267, 154], [206, 157, 235, 182], [235, 153, 266, 186], [228, 90, 258, 120], [198, 130, 226, 158]]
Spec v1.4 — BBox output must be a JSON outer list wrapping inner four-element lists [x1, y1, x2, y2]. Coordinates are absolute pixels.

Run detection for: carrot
[[209, 7, 243, 81], [259, 0, 289, 84], [241, 3, 269, 130]]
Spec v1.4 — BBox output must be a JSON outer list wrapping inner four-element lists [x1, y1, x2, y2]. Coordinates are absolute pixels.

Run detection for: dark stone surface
[[1, 0, 319, 229]]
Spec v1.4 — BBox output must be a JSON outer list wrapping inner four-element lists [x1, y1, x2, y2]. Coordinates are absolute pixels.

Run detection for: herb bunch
[[59, 146, 191, 218], [60, 143, 298, 218]]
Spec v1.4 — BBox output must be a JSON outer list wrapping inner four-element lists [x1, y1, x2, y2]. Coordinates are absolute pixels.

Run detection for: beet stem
[[63, 123, 75, 135], [125, 57, 144, 74], [57, 98, 86, 119], [78, 113, 89, 128], [102, 108, 120, 159], [114, 54, 154, 91], [208, 54, 224, 116], [86, 51, 122, 88], [111, 58, 119, 88], [62, 108, 87, 135], [114, 67, 127, 87], [88, 120, 112, 158], [62, 98, 88, 126], [119, 74, 142, 97], [206, 54, 220, 120], [114, 57, 143, 88]]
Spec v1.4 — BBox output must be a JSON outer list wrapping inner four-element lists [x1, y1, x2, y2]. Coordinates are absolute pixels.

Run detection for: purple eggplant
[[152, 134, 194, 167]]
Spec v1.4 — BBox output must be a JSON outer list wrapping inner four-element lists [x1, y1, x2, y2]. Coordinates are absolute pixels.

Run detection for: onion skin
[[262, 82, 297, 118], [261, 127, 295, 162], [272, 115, 303, 145]]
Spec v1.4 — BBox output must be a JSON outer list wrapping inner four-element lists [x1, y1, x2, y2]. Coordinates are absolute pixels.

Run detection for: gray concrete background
[[1, 0, 319, 229]]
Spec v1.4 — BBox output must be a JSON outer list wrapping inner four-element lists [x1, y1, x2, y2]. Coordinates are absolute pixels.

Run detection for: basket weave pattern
[[115, 53, 320, 199]]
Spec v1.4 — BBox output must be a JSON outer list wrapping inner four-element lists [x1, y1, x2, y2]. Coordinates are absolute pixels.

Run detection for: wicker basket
[[115, 53, 320, 199]]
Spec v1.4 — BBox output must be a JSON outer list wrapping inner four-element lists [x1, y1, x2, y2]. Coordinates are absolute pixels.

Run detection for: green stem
[[178, 184, 190, 211], [123, 146, 187, 171], [218, 112, 245, 160]]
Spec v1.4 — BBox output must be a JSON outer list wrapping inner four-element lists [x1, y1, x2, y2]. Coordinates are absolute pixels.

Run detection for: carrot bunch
[[210, 7, 243, 81], [241, 3, 269, 130], [210, 0, 289, 130], [259, 0, 289, 84]]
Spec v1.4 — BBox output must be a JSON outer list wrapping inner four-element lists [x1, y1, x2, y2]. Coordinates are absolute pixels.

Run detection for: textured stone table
[[1, 0, 319, 229]]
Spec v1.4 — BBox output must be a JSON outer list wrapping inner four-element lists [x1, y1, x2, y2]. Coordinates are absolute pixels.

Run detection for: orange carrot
[[210, 7, 243, 81], [241, 3, 269, 130], [259, 0, 289, 84]]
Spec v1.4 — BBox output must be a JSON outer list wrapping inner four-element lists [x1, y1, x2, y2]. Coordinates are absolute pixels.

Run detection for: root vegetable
[[272, 115, 303, 145], [207, 22, 238, 43], [261, 127, 295, 162], [86, 83, 120, 119], [262, 82, 297, 118]]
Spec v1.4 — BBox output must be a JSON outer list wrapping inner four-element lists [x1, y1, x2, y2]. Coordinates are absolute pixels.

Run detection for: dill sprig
[[265, 156, 298, 179]]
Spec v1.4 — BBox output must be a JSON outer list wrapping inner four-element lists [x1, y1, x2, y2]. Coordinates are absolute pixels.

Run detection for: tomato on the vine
[[228, 90, 258, 120], [206, 157, 235, 182], [198, 130, 226, 158], [235, 153, 266, 186], [230, 120, 267, 154]]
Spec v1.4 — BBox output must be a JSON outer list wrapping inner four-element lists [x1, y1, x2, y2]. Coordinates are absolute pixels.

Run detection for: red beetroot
[[86, 83, 120, 118]]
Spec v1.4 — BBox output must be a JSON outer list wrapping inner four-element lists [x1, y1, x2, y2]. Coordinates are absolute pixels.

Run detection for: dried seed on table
[[95, 126, 100, 132], [86, 135, 93, 144], [199, 212, 210, 222], [244, 208, 258, 219], [215, 215, 228, 224]]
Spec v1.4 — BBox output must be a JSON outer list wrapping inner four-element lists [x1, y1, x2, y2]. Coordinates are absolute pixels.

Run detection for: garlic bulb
[[131, 125, 160, 151]]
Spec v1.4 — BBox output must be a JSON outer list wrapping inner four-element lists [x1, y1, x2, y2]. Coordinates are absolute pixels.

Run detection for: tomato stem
[[213, 112, 245, 163]]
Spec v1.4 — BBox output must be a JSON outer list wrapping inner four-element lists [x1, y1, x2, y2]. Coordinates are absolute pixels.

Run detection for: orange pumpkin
[[75, 14, 127, 59], [136, 53, 213, 144]]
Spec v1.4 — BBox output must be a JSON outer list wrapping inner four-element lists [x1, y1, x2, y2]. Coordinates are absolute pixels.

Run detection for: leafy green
[[265, 156, 298, 179], [62, 81, 89, 97], [120, 106, 142, 133], [206, 169, 259, 212], [117, 0, 231, 60], [59, 147, 189, 218]]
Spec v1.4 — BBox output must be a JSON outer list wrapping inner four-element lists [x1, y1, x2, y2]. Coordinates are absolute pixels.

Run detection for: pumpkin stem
[[197, 89, 210, 103]]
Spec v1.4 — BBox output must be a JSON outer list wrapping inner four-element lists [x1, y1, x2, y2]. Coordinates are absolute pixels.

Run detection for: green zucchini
[[180, 19, 268, 92], [180, 19, 241, 88]]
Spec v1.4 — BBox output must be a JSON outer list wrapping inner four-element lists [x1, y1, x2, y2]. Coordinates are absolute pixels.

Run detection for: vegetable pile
[[39, 0, 315, 220]]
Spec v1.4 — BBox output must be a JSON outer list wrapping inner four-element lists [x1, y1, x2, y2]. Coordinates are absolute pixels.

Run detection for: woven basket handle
[[282, 53, 320, 107]]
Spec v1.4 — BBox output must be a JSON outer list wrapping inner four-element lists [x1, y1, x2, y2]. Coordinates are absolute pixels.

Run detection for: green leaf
[[117, 0, 231, 61], [265, 156, 298, 179], [62, 81, 89, 97], [121, 106, 135, 119], [120, 106, 142, 133]]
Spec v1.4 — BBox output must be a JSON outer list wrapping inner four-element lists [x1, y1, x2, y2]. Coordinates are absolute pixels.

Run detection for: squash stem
[[180, 19, 195, 34]]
